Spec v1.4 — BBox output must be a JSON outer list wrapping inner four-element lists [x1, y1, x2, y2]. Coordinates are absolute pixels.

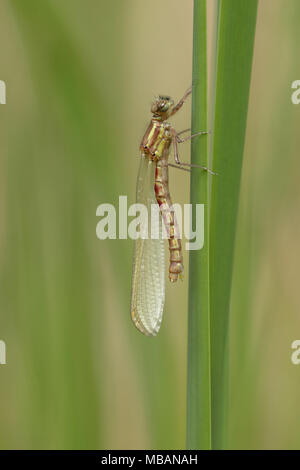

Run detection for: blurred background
[[0, 0, 299, 450]]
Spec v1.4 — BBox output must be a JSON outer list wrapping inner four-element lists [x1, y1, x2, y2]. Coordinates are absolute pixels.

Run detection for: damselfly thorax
[[131, 87, 215, 336], [141, 120, 172, 160]]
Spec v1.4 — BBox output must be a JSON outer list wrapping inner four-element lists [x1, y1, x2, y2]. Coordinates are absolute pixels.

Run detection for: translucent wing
[[131, 154, 165, 336]]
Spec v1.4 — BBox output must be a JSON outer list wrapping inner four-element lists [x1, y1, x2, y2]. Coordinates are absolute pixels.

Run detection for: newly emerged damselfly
[[130, 86, 215, 336]]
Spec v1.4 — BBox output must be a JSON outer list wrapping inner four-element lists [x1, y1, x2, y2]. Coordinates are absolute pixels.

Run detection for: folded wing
[[130, 155, 165, 336]]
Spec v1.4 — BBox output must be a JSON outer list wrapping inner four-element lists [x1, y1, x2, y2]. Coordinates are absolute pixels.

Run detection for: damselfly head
[[151, 95, 174, 119]]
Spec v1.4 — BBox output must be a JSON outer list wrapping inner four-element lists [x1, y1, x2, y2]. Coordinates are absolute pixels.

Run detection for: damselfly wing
[[131, 154, 165, 336]]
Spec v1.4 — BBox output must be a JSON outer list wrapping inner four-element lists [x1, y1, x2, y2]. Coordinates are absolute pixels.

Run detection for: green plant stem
[[187, 0, 211, 450], [209, 0, 258, 449]]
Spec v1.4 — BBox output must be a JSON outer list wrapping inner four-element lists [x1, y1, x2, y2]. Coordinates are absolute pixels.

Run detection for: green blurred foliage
[[0, 0, 299, 450]]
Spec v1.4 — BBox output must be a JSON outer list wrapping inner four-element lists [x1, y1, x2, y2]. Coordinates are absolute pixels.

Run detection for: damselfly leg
[[169, 86, 192, 117], [176, 130, 211, 143], [171, 127, 217, 175], [168, 163, 191, 172]]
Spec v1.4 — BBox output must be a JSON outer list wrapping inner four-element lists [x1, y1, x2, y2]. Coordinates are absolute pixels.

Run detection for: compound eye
[[160, 102, 169, 112]]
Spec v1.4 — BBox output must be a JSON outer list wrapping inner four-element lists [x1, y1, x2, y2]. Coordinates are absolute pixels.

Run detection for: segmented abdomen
[[154, 154, 183, 282]]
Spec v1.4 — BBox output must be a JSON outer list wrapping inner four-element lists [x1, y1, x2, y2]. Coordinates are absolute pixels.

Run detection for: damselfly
[[130, 86, 215, 336]]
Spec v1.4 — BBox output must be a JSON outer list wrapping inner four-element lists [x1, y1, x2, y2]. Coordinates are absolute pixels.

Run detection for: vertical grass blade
[[187, 0, 211, 450], [209, 0, 258, 449]]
